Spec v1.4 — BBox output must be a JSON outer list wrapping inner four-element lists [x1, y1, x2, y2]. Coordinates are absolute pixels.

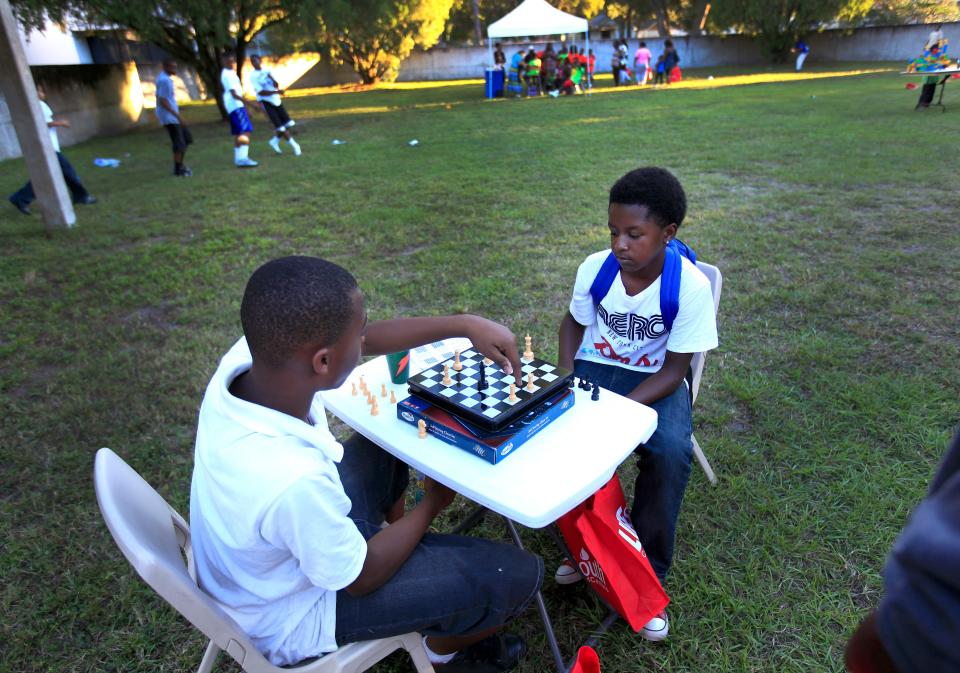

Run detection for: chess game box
[[397, 388, 575, 464]]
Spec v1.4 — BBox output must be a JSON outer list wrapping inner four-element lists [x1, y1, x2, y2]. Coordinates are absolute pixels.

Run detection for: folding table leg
[[503, 518, 566, 673]]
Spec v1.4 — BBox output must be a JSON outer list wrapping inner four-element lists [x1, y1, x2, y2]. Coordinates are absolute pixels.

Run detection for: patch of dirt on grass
[[118, 302, 177, 331], [9, 364, 59, 399]]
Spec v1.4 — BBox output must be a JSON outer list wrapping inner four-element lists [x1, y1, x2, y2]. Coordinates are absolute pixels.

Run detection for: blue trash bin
[[484, 69, 506, 99]]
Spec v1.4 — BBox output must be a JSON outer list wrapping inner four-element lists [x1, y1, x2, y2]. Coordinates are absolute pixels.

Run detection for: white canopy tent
[[486, 0, 591, 89]]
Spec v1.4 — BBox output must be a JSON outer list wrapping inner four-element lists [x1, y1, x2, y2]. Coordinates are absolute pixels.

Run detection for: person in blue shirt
[[155, 59, 193, 177], [845, 429, 960, 673], [794, 39, 809, 71]]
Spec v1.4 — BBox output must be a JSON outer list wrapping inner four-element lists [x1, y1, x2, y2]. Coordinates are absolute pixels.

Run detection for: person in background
[[541, 42, 557, 92], [220, 51, 259, 168], [523, 48, 542, 96], [611, 47, 623, 87], [793, 38, 810, 71], [634, 41, 652, 86], [8, 83, 96, 216], [845, 429, 960, 673], [494, 42, 506, 70], [587, 49, 596, 87], [249, 55, 301, 157], [662, 40, 680, 84], [925, 24, 944, 50], [155, 58, 193, 177], [653, 53, 666, 86], [507, 48, 525, 97]]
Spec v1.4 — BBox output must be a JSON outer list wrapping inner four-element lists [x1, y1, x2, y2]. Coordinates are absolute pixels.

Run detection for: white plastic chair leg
[[691, 434, 717, 485], [196, 640, 220, 673]]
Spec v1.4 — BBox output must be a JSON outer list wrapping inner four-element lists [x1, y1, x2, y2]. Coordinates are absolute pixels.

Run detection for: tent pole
[[585, 30, 591, 91]]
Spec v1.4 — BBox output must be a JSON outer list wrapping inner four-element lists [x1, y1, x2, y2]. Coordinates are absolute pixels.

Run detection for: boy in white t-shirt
[[554, 167, 718, 642], [190, 256, 542, 671], [249, 55, 301, 156], [221, 52, 258, 168]]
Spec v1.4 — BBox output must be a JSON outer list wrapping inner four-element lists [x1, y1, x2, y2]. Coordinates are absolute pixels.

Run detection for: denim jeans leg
[[631, 383, 693, 582], [336, 433, 409, 526], [56, 152, 90, 202], [573, 359, 693, 582]]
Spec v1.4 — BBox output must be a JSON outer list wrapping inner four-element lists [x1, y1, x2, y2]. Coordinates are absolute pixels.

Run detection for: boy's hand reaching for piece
[[462, 315, 523, 384]]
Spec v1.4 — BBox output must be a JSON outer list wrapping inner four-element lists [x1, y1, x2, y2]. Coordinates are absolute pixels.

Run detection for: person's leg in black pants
[[56, 152, 92, 202]]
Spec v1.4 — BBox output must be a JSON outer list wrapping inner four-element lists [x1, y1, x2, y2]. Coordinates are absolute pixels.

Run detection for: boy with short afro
[[554, 167, 718, 641], [190, 256, 543, 672]]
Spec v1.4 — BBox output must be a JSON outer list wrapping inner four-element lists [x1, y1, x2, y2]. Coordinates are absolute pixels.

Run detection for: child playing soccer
[[220, 51, 259, 168], [249, 55, 301, 157], [190, 256, 542, 671], [553, 167, 718, 642], [8, 83, 96, 215]]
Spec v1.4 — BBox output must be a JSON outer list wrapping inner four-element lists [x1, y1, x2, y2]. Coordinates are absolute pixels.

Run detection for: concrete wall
[[0, 62, 145, 161], [19, 19, 93, 65], [390, 20, 958, 81]]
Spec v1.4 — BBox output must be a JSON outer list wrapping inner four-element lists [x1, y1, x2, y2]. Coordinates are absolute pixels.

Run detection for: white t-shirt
[[190, 337, 366, 666], [221, 68, 244, 113], [252, 68, 281, 106], [569, 250, 718, 373], [40, 101, 60, 152]]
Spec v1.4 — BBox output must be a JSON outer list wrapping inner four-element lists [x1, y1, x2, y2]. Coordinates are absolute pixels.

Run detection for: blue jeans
[[9, 152, 90, 205], [334, 434, 544, 645], [574, 360, 693, 581]]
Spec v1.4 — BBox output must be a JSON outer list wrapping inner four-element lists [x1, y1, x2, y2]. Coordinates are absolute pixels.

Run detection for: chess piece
[[591, 383, 600, 401], [442, 365, 452, 385], [381, 383, 388, 398], [370, 399, 379, 416], [526, 372, 535, 392], [351, 382, 357, 396], [417, 419, 427, 439], [482, 357, 493, 366], [389, 390, 397, 404], [509, 383, 517, 401], [478, 361, 487, 390], [367, 392, 375, 406], [359, 375, 365, 391], [523, 334, 534, 360], [452, 350, 463, 371]]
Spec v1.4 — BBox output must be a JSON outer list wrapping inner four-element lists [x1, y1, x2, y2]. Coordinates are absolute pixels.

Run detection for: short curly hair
[[609, 167, 687, 229], [240, 256, 359, 367]]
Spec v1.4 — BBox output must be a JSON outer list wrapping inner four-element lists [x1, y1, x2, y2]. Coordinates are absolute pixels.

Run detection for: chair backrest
[[93, 448, 276, 672], [689, 261, 722, 405]]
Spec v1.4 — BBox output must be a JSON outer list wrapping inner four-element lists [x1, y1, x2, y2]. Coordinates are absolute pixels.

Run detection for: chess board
[[407, 348, 574, 431]]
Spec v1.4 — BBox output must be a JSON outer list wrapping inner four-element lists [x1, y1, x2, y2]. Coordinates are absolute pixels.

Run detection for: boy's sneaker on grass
[[268, 137, 282, 154], [235, 158, 259, 168], [641, 610, 669, 642], [434, 633, 526, 672], [174, 167, 193, 177], [289, 138, 302, 156], [9, 196, 30, 215], [554, 559, 583, 585]]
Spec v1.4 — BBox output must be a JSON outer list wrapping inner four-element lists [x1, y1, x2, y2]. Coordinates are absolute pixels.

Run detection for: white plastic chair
[[93, 448, 435, 673], [689, 261, 723, 485]]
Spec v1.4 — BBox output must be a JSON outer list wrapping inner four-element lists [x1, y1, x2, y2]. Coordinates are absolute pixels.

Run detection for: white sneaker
[[554, 560, 583, 585], [235, 158, 259, 168], [268, 137, 282, 154], [640, 610, 669, 642], [290, 139, 302, 156]]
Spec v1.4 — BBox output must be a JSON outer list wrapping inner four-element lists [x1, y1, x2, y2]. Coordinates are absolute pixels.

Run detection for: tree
[[318, 0, 456, 84], [11, 0, 315, 118], [710, 0, 873, 60]]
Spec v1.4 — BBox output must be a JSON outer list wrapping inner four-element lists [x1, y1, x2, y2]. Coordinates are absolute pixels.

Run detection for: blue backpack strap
[[660, 239, 695, 332], [589, 251, 621, 308]]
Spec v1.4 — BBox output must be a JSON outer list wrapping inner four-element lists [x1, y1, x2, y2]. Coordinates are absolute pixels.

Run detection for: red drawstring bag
[[557, 475, 669, 632], [570, 646, 600, 673], [669, 66, 682, 83]]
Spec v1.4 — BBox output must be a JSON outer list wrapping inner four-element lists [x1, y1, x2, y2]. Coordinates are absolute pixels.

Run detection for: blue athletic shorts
[[228, 108, 253, 135]]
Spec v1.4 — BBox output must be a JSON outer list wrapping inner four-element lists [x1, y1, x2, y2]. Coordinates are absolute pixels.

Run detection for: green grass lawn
[[1, 63, 958, 673]]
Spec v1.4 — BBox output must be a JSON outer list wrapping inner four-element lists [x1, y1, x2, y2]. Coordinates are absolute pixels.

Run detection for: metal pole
[[0, 0, 76, 229]]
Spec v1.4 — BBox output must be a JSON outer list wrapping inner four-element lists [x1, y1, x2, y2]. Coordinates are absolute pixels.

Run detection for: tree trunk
[[653, 1, 673, 37], [472, 0, 482, 46]]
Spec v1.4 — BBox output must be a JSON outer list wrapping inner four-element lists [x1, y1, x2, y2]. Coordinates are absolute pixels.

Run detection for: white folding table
[[321, 338, 658, 670]]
